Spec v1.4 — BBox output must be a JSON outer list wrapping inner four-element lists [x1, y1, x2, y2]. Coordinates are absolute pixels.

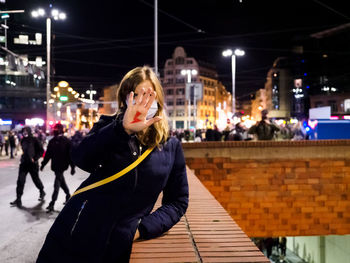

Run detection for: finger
[[141, 87, 152, 107], [136, 88, 145, 105], [145, 91, 156, 109], [128, 91, 134, 107], [145, 116, 162, 127]]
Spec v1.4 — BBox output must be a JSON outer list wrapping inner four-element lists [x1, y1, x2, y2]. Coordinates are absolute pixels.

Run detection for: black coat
[[41, 135, 75, 172], [20, 136, 44, 165], [37, 114, 189, 263]]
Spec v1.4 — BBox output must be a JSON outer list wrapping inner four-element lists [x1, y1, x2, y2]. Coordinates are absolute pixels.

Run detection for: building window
[[175, 57, 185, 65], [166, 70, 173, 75], [176, 121, 184, 129], [176, 88, 185, 95], [176, 98, 185, 105], [176, 110, 185, 116], [167, 61, 173, 66], [175, 69, 181, 75], [166, 89, 174, 95], [186, 59, 193, 64], [176, 78, 185, 84], [166, 100, 174, 106], [167, 78, 173, 84], [168, 110, 174, 117]]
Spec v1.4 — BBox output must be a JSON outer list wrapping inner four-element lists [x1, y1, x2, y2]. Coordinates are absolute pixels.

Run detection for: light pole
[[86, 84, 97, 128], [31, 7, 66, 130], [222, 48, 245, 115], [181, 69, 198, 130], [154, 0, 158, 76]]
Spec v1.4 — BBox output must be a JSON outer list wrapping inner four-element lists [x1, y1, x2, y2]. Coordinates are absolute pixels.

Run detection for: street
[[0, 156, 89, 263]]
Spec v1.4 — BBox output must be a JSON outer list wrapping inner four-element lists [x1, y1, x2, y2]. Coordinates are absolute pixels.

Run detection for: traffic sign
[[186, 82, 203, 101]]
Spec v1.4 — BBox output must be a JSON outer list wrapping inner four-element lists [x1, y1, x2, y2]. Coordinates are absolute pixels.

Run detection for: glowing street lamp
[[222, 48, 245, 114], [31, 6, 67, 128]]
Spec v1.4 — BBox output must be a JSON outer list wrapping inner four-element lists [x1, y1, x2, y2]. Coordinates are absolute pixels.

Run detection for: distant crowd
[[0, 127, 86, 159], [170, 120, 308, 143]]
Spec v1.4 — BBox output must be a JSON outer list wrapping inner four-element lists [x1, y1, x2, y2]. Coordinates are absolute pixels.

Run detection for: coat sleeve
[[71, 116, 131, 173], [41, 140, 53, 168], [138, 139, 189, 239], [34, 138, 44, 161]]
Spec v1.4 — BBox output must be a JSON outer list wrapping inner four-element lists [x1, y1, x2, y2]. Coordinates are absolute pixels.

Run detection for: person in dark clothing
[[213, 125, 222, 141], [9, 130, 16, 159], [4, 132, 9, 156], [40, 123, 76, 212], [0, 132, 3, 155], [205, 127, 215, 141], [279, 236, 287, 257], [36, 66, 189, 263], [248, 109, 280, 140], [10, 126, 45, 208], [71, 130, 83, 148], [264, 237, 274, 259]]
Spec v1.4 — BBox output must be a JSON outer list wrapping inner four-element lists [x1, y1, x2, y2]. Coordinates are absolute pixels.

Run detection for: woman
[[37, 66, 189, 263]]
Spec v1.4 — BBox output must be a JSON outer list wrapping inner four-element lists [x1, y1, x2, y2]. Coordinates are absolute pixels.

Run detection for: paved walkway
[[131, 169, 269, 263]]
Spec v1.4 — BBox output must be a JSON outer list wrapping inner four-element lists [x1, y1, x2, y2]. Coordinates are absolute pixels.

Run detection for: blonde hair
[[116, 66, 169, 148]]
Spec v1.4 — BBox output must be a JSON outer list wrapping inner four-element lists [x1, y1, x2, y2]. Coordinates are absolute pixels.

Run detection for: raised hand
[[123, 87, 162, 135]]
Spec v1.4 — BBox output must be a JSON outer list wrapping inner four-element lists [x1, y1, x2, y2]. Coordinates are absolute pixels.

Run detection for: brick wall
[[183, 140, 350, 237]]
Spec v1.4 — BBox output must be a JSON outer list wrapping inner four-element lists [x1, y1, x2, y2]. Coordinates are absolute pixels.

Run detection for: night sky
[[2, 0, 349, 98]]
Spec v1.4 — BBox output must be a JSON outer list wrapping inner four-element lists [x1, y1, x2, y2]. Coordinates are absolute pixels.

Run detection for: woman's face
[[134, 80, 156, 99]]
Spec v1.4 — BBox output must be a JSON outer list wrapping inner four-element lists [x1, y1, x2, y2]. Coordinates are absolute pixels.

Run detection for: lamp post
[[86, 84, 97, 128], [181, 69, 198, 130], [222, 48, 245, 115], [31, 6, 66, 130]]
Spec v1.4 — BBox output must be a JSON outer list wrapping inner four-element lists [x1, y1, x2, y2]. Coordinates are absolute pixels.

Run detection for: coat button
[[133, 152, 137, 156]]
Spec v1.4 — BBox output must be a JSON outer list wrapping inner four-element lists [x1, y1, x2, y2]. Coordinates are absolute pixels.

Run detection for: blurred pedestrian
[[213, 125, 222, 141], [10, 126, 45, 208], [4, 132, 9, 156], [9, 130, 16, 159], [264, 237, 274, 259], [279, 236, 287, 257], [37, 66, 188, 262], [71, 130, 84, 148], [248, 109, 280, 140], [0, 132, 4, 156], [40, 123, 76, 212]]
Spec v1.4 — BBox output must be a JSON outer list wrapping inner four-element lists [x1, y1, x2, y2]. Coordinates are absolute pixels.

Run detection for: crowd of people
[[7, 124, 84, 212], [0, 128, 46, 158], [170, 118, 308, 143]]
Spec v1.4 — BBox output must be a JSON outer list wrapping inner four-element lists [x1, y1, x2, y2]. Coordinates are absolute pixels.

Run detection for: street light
[[222, 48, 245, 115], [31, 6, 66, 130], [86, 84, 97, 101], [181, 69, 198, 129], [86, 85, 97, 127]]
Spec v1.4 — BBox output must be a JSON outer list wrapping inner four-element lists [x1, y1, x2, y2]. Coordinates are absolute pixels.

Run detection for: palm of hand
[[123, 87, 161, 134]]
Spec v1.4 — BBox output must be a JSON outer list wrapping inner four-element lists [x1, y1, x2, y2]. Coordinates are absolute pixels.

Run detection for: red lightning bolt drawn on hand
[[130, 111, 142, 124]]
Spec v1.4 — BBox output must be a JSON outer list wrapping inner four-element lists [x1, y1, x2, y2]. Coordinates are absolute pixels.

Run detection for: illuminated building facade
[[0, 48, 46, 125], [162, 47, 231, 130]]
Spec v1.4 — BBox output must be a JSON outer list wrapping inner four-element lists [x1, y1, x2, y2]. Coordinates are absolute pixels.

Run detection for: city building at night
[[0, 48, 46, 127], [162, 46, 231, 130]]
